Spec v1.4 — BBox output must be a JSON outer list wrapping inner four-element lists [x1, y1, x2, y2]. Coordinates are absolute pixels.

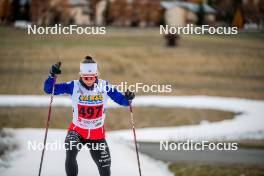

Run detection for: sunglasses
[[82, 75, 96, 81]]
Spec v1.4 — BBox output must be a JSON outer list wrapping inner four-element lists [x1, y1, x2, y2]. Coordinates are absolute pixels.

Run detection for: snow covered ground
[[0, 95, 264, 175], [0, 129, 172, 176]]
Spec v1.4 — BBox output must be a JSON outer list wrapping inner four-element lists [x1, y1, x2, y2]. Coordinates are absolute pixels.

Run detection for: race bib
[[74, 104, 104, 129], [78, 104, 103, 119]]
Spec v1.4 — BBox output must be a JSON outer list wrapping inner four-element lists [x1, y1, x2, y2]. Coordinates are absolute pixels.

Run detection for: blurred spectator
[[0, 0, 11, 24], [165, 33, 179, 47]]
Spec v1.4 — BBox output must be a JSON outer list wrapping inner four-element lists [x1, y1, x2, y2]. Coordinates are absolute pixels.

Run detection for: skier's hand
[[125, 89, 135, 101], [50, 62, 61, 77]]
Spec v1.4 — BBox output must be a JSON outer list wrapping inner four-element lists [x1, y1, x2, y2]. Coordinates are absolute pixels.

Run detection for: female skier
[[44, 56, 135, 176]]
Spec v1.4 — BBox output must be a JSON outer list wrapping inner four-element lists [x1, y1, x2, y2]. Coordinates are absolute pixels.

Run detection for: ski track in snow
[[0, 95, 264, 175]]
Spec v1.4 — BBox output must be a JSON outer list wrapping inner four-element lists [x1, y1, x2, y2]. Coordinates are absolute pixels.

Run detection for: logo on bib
[[79, 94, 103, 104]]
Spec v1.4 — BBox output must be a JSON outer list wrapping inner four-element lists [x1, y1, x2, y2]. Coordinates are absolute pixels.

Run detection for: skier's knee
[[65, 131, 81, 164], [65, 131, 82, 151]]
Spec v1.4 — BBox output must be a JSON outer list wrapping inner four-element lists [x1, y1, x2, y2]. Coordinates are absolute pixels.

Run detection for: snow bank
[[112, 96, 264, 141], [0, 129, 18, 168], [0, 95, 122, 108], [0, 95, 263, 141]]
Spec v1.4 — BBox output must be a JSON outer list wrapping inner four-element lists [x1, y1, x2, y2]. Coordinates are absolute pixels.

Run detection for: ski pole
[[38, 62, 61, 176], [128, 100, 142, 176]]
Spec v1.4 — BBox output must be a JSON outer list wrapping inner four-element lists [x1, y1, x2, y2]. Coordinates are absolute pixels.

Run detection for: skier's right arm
[[43, 63, 73, 95], [43, 77, 73, 95]]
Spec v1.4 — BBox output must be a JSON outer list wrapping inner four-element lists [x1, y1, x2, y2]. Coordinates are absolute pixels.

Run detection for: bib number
[[78, 104, 103, 119]]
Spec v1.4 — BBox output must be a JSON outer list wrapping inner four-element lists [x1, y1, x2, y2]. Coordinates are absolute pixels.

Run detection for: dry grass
[[0, 27, 263, 99], [0, 107, 233, 130], [169, 163, 264, 176]]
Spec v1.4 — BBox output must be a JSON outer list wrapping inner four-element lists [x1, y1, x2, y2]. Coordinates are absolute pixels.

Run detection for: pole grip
[[57, 61, 62, 69]]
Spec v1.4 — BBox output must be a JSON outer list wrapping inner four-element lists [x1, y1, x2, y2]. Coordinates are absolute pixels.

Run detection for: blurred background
[[0, 0, 264, 176]]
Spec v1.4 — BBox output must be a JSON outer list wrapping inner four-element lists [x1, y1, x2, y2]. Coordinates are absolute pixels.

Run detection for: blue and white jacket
[[43, 76, 129, 139]]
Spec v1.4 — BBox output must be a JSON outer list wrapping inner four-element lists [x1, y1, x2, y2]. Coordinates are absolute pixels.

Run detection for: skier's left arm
[[106, 82, 135, 106]]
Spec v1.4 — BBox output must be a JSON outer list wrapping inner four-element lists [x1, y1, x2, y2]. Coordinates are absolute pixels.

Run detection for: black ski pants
[[65, 131, 111, 176]]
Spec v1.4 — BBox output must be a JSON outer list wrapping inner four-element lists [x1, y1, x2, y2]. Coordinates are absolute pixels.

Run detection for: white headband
[[80, 63, 97, 74]]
